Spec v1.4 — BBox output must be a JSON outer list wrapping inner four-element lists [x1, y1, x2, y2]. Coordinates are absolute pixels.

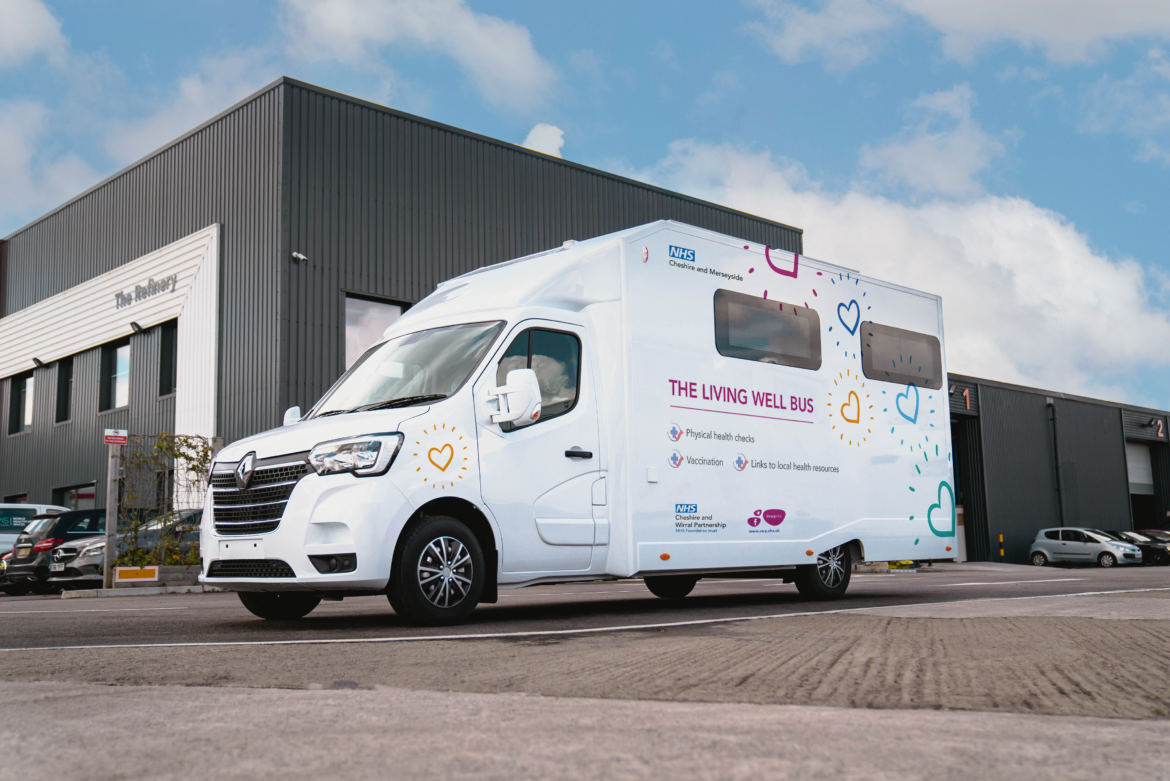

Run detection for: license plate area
[[219, 539, 264, 559], [15, 546, 31, 558], [49, 562, 65, 572]]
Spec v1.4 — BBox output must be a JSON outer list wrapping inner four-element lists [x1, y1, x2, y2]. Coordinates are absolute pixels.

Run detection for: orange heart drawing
[[428, 444, 454, 471], [841, 391, 861, 424]]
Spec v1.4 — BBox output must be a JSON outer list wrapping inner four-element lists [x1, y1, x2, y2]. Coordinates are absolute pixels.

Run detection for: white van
[[201, 221, 955, 624], [0, 504, 70, 552]]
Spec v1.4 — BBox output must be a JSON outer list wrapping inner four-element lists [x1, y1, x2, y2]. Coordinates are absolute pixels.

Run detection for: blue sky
[[4, 0, 1170, 408]]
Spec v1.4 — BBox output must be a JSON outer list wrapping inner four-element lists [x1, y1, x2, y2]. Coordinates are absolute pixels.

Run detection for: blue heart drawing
[[837, 300, 860, 335], [896, 383, 919, 424], [927, 481, 956, 538]]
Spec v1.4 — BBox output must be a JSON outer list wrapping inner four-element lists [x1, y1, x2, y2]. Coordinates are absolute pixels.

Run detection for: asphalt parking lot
[[3, 563, 1170, 780]]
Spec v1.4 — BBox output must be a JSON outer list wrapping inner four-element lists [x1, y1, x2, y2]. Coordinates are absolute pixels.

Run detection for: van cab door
[[474, 322, 600, 573]]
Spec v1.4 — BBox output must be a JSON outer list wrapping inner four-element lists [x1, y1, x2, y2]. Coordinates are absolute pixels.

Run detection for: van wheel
[[238, 592, 321, 620], [389, 516, 485, 626], [794, 545, 851, 600], [1031, 552, 1048, 567], [644, 575, 699, 599], [1098, 552, 1116, 568]]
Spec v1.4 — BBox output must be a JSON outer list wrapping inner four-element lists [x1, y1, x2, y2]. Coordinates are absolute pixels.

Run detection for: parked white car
[[1030, 528, 1142, 568], [201, 221, 955, 624]]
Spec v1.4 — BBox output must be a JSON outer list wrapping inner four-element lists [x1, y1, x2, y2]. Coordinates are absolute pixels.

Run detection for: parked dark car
[[0, 549, 24, 596], [47, 509, 202, 589], [1100, 531, 1170, 566], [1137, 529, 1170, 544], [6, 510, 106, 593]]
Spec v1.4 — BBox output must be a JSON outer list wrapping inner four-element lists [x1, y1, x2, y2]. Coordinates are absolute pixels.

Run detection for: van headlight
[[308, 433, 404, 477]]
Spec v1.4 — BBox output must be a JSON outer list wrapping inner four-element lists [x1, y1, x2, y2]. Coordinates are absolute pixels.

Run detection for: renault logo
[[235, 452, 257, 490]]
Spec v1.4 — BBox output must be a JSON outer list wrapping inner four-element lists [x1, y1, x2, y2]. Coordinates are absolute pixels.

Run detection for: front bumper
[[200, 469, 415, 592]]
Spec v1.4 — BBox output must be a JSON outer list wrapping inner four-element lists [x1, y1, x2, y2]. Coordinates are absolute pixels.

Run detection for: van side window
[[859, 321, 943, 390], [496, 329, 581, 431], [713, 289, 821, 371]]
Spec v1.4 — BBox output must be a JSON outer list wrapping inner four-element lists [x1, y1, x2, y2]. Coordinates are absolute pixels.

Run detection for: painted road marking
[[936, 579, 1085, 586], [0, 607, 189, 615], [2, 586, 1168, 653]]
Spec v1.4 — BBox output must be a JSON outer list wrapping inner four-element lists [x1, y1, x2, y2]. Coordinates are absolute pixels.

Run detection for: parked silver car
[[1030, 528, 1142, 568]]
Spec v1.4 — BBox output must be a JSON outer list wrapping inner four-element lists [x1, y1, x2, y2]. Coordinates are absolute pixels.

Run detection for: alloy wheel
[[816, 546, 846, 589], [417, 536, 474, 608]]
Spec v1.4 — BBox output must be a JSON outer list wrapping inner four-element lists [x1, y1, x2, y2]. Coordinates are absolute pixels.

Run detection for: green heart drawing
[[927, 481, 956, 538]]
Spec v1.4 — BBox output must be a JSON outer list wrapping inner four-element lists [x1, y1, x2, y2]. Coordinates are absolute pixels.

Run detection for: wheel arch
[[394, 498, 499, 603]]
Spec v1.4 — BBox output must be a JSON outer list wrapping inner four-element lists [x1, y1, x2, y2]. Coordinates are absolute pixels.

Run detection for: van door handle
[[565, 449, 593, 459]]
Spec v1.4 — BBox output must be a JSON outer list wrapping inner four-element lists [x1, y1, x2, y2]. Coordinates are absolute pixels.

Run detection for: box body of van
[[201, 221, 954, 622]]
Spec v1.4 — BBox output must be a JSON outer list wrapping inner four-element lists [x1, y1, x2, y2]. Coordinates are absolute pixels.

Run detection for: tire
[[1160, 551, 1170, 567], [238, 591, 322, 620], [644, 575, 699, 599], [2, 585, 31, 597], [388, 516, 485, 626], [1097, 552, 1116, 569], [794, 544, 852, 601], [1031, 551, 1048, 567]]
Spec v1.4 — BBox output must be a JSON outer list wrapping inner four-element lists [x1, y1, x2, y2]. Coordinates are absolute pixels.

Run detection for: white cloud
[[0, 0, 68, 69], [749, 0, 1170, 69], [0, 100, 101, 230], [521, 123, 564, 157], [622, 139, 1170, 406], [1081, 48, 1170, 136], [747, 0, 896, 71], [860, 85, 1005, 198], [895, 0, 1170, 64], [279, 0, 556, 112], [103, 51, 277, 164]]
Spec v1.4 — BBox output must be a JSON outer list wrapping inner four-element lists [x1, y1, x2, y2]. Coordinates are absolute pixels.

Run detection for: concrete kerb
[[62, 585, 225, 600]]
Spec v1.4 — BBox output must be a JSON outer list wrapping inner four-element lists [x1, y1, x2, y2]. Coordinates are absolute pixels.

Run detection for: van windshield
[[312, 321, 504, 418]]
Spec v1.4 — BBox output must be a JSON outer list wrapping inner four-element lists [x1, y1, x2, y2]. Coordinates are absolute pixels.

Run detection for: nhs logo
[[668, 245, 696, 262], [675, 504, 698, 513]]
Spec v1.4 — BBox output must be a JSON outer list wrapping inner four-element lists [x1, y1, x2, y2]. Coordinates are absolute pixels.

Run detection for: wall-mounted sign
[[104, 428, 128, 445], [114, 275, 179, 310]]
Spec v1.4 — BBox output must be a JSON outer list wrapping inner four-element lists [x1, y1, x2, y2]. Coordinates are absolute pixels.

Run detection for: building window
[[859, 321, 943, 390], [100, 338, 131, 411], [8, 371, 34, 434], [52, 483, 97, 511], [713, 289, 822, 371], [345, 295, 403, 369], [159, 319, 178, 396], [56, 357, 73, 423]]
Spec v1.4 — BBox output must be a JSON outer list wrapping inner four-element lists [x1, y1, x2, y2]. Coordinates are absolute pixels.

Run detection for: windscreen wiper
[[355, 395, 448, 412], [313, 409, 354, 418]]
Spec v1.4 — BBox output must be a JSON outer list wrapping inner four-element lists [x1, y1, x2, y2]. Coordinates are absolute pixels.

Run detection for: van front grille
[[211, 458, 309, 535], [206, 559, 296, 578]]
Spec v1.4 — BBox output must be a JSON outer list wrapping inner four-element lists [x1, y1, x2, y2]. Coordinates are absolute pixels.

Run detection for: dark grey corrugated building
[[0, 76, 802, 511], [949, 374, 1170, 562]]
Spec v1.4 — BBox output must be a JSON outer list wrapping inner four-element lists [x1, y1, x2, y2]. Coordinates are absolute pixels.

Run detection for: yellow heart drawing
[[428, 443, 454, 472], [841, 390, 861, 424]]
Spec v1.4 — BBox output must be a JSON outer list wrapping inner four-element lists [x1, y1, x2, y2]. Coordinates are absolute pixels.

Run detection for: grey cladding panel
[[978, 387, 1061, 562], [948, 379, 978, 417], [1123, 410, 1168, 442], [1053, 399, 1130, 530], [281, 83, 804, 414]]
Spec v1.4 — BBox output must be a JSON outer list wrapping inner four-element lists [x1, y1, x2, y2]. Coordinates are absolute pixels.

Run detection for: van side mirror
[[487, 369, 542, 427], [283, 406, 302, 426]]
